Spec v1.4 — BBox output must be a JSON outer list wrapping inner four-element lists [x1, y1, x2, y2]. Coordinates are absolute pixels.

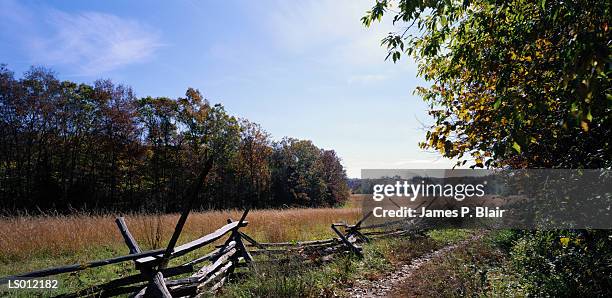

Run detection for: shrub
[[510, 230, 612, 296]]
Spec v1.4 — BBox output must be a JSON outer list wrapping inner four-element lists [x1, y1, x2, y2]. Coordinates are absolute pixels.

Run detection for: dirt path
[[345, 234, 483, 297]]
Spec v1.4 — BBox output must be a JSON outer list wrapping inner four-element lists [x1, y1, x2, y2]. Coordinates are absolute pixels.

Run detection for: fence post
[[116, 217, 171, 298], [330, 224, 363, 257], [226, 210, 255, 267], [116, 217, 141, 254], [347, 211, 373, 243], [2, 215, 257, 297]]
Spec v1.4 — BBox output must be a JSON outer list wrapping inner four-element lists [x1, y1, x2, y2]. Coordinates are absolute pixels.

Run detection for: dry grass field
[[343, 193, 368, 208], [0, 195, 480, 297], [0, 208, 360, 261], [0, 201, 363, 278]]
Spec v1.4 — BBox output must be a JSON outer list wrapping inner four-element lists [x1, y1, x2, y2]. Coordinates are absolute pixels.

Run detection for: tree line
[[0, 65, 350, 213]]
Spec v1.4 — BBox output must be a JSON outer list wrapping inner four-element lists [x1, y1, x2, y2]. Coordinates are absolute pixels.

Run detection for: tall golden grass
[[0, 207, 361, 264]]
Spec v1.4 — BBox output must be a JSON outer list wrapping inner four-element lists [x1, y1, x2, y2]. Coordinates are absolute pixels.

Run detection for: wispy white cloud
[[263, 0, 391, 59], [32, 10, 163, 75], [259, 0, 418, 78], [264, 1, 370, 52], [1, 0, 163, 75]]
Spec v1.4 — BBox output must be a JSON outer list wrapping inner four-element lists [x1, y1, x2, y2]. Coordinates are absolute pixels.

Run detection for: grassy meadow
[[0, 199, 361, 296], [0, 194, 487, 297], [0, 197, 365, 277]]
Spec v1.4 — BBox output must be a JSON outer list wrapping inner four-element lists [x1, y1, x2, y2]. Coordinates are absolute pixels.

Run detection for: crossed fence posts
[[0, 209, 254, 297], [0, 207, 424, 297]]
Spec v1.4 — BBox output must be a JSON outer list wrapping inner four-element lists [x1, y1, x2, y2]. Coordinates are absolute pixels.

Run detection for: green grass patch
[[1, 229, 478, 297], [426, 228, 476, 244], [219, 230, 472, 297]]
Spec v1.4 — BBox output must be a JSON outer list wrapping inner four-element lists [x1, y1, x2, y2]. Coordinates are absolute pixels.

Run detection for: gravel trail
[[345, 234, 483, 297]]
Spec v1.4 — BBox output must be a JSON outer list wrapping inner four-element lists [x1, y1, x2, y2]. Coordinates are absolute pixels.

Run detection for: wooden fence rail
[[1, 209, 423, 297], [238, 211, 423, 263], [0, 209, 254, 298]]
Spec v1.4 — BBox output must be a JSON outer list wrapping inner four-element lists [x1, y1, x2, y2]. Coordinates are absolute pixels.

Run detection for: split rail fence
[[0, 209, 423, 297]]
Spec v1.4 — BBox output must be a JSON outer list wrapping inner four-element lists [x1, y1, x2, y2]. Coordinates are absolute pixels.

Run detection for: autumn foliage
[[0, 65, 350, 213], [363, 0, 610, 168]]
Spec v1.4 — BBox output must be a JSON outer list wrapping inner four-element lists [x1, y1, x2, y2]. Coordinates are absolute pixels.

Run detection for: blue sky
[[0, 0, 456, 177]]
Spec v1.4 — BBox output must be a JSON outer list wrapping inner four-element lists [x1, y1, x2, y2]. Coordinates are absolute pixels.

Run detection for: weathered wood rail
[[0, 209, 422, 297], [0, 210, 254, 297], [238, 210, 423, 263]]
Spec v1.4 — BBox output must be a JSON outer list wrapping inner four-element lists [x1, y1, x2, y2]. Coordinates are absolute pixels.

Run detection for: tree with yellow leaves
[[364, 0, 610, 168]]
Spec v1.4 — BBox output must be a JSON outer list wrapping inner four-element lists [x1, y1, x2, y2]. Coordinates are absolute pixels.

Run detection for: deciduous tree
[[363, 0, 611, 168]]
